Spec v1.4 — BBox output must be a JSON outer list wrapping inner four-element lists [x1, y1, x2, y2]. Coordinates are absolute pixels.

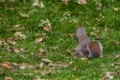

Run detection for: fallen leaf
[[81, 57, 88, 61], [68, 33, 75, 37], [6, 46, 14, 52], [102, 72, 114, 80], [34, 77, 46, 80], [90, 32, 98, 37], [19, 12, 29, 18], [40, 1, 45, 8], [0, 62, 11, 70], [97, 3, 102, 10], [39, 19, 51, 28], [113, 8, 119, 11], [14, 32, 26, 39], [72, 66, 78, 71], [115, 54, 120, 58], [28, 9, 39, 15], [42, 59, 52, 64], [43, 26, 52, 32], [4, 77, 13, 80], [38, 62, 46, 68], [77, 0, 87, 5], [18, 63, 27, 70], [48, 62, 69, 68], [13, 24, 21, 28], [38, 49, 46, 56], [35, 34, 46, 44], [32, 1, 39, 6], [6, 40, 16, 45], [6, 46, 19, 53], [13, 48, 20, 53], [61, 0, 70, 5], [12, 24, 26, 31], [32, 0, 45, 8], [35, 37, 43, 43]]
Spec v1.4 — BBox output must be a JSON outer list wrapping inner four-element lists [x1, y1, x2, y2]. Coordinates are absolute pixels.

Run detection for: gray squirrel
[[76, 27, 102, 58]]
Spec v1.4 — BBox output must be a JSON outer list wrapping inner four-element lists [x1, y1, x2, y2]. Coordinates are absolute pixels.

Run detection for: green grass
[[0, 0, 120, 80]]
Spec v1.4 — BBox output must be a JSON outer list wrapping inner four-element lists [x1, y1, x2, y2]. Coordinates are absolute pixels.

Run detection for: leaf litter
[[0, 0, 120, 80]]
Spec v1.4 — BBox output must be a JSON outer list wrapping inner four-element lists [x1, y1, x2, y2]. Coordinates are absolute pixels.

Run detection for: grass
[[0, 0, 120, 80]]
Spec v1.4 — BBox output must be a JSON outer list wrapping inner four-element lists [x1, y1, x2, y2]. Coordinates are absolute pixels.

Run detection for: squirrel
[[76, 27, 102, 58]]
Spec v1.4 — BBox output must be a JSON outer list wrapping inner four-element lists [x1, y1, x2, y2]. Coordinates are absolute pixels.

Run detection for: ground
[[0, 0, 120, 80]]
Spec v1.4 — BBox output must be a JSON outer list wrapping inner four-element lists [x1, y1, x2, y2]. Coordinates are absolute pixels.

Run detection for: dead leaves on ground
[[0, 31, 27, 54], [32, 0, 45, 8], [77, 0, 87, 5], [102, 71, 120, 80], [38, 19, 52, 33], [4, 77, 13, 80], [101, 54, 120, 80], [35, 33, 47, 44], [0, 60, 73, 79], [61, 0, 87, 5]]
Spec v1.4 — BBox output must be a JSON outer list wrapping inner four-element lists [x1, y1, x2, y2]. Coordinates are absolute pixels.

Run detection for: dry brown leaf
[[32, 0, 44, 8], [35, 34, 46, 44], [115, 54, 120, 58], [13, 24, 21, 28], [39, 62, 46, 68], [34, 77, 46, 80], [18, 63, 35, 70], [32, 2, 39, 6], [6, 40, 16, 45], [13, 48, 20, 53], [12, 24, 26, 31], [97, 3, 102, 10], [72, 66, 78, 71], [0, 40, 3, 47], [68, 33, 75, 37], [90, 32, 97, 37], [7, 46, 14, 52], [43, 26, 52, 32], [81, 57, 88, 61], [113, 8, 119, 11], [14, 32, 26, 39], [28, 9, 39, 15], [74, 79, 79, 80], [4, 77, 13, 80], [19, 12, 29, 18], [61, 0, 70, 5], [102, 72, 114, 80], [48, 62, 68, 68], [77, 0, 87, 5], [42, 59, 52, 64], [6, 46, 19, 53], [0, 62, 11, 70], [39, 1, 45, 8], [35, 37, 43, 43], [38, 49, 46, 56], [18, 63, 27, 70]]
